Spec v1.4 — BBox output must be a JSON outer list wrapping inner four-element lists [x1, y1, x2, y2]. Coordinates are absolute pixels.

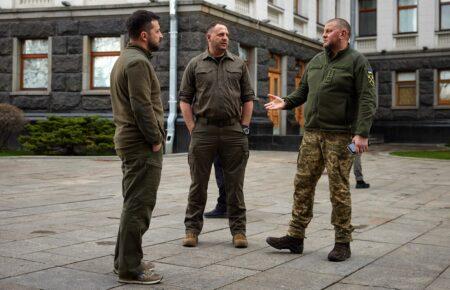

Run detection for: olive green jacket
[[283, 47, 376, 137], [110, 44, 164, 151]]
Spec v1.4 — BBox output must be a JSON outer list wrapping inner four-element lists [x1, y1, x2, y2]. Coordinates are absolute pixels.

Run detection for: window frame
[[397, 0, 418, 34], [438, 69, 450, 105], [316, 0, 323, 25], [20, 39, 49, 91], [358, 0, 377, 37], [294, 0, 308, 17], [237, 43, 258, 97], [394, 71, 418, 108], [89, 37, 121, 90], [440, 0, 450, 31]]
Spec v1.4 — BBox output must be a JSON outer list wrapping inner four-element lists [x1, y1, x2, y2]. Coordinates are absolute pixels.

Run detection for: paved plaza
[[0, 145, 449, 290]]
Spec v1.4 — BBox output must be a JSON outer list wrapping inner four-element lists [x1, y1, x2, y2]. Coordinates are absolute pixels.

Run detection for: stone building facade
[[1, 0, 449, 151], [0, 1, 321, 152]]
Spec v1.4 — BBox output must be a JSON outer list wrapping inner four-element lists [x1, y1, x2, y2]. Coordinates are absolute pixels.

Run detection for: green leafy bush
[[19, 116, 115, 155]]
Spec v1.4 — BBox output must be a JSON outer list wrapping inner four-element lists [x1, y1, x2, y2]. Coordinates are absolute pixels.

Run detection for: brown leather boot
[[232, 233, 248, 248], [182, 232, 198, 247], [328, 242, 351, 262]]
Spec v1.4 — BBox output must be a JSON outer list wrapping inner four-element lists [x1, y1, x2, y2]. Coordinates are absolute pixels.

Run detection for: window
[[235, 0, 250, 15], [438, 70, 450, 105], [395, 72, 417, 106], [440, 0, 450, 31], [268, 7, 281, 25], [238, 44, 257, 96], [90, 37, 121, 89], [317, 0, 324, 24], [238, 45, 250, 65], [294, 0, 308, 17], [398, 0, 417, 33], [20, 39, 49, 90], [359, 0, 377, 36]]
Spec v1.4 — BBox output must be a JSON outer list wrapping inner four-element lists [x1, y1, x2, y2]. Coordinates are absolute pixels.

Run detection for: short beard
[[147, 39, 160, 52]]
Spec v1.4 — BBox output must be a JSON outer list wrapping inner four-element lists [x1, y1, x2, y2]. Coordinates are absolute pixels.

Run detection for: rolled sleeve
[[240, 64, 255, 103]]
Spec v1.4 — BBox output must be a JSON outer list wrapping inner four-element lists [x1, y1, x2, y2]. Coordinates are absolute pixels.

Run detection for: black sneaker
[[266, 235, 304, 254], [328, 242, 351, 262], [356, 180, 370, 189], [204, 206, 227, 218]]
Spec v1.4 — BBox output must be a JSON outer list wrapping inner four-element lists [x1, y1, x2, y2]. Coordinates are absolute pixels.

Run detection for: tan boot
[[182, 232, 198, 247], [233, 233, 248, 248]]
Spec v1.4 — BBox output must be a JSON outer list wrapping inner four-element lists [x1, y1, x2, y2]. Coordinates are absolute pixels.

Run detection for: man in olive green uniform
[[265, 18, 376, 262], [110, 10, 164, 284], [179, 22, 255, 248]]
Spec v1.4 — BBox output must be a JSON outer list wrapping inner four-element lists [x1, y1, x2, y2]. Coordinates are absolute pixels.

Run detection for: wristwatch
[[241, 124, 250, 135]]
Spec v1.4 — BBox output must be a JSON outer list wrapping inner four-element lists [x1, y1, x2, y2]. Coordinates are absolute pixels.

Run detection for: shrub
[[19, 116, 115, 155], [0, 104, 26, 150]]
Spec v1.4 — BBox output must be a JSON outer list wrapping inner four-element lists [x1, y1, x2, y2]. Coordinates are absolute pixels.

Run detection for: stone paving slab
[[0, 145, 449, 289], [221, 267, 342, 290], [326, 283, 395, 290], [278, 240, 399, 277], [0, 267, 120, 290], [341, 264, 440, 290]]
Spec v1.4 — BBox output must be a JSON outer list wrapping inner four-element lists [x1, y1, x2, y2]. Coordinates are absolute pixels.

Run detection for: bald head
[[326, 18, 351, 39]]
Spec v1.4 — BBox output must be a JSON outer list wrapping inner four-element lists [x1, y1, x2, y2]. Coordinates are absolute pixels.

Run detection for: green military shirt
[[283, 47, 376, 137], [179, 50, 255, 120], [110, 44, 165, 151]]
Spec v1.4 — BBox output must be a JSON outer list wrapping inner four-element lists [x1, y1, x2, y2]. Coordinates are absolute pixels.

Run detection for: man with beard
[[264, 18, 376, 262], [179, 22, 255, 248], [110, 10, 164, 284]]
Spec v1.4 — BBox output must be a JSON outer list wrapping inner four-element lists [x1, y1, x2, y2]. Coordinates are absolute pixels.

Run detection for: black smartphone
[[347, 143, 356, 155]]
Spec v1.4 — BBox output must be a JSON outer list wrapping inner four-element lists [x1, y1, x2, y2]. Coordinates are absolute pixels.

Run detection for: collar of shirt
[[325, 45, 350, 61], [126, 43, 153, 60], [201, 50, 235, 62]]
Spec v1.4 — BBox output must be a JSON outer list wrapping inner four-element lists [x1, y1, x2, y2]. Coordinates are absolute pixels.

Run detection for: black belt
[[196, 117, 238, 127]]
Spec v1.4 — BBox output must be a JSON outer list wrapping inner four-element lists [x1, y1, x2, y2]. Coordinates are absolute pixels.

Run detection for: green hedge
[[19, 116, 115, 155]]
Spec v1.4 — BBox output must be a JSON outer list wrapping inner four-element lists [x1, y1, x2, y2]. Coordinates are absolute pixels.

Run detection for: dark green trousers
[[184, 120, 249, 236], [114, 145, 162, 278]]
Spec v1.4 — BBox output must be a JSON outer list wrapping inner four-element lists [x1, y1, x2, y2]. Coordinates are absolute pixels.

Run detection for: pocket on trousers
[[146, 149, 163, 168]]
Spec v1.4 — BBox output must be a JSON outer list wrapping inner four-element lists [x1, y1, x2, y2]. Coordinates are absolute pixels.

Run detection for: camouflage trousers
[[287, 130, 354, 243]]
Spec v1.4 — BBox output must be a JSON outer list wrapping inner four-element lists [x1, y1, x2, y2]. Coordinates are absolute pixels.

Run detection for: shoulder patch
[[367, 68, 375, 87]]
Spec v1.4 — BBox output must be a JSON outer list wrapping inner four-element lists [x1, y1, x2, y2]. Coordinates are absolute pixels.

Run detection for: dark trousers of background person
[[353, 154, 363, 181], [213, 156, 227, 211]]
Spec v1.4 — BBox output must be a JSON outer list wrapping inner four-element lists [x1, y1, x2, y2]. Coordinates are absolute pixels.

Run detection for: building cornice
[[365, 48, 450, 60], [0, 0, 322, 50]]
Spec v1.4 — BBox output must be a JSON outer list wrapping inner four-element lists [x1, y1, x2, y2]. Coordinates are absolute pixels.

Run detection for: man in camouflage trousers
[[264, 18, 376, 262]]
